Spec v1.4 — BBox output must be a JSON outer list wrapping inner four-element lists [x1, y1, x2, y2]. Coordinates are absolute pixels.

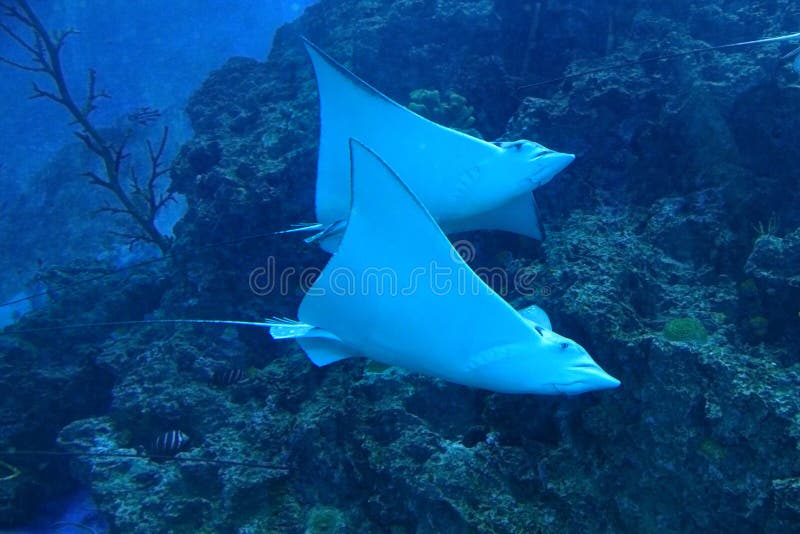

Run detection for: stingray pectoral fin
[[445, 193, 545, 240], [266, 318, 356, 367], [302, 219, 346, 253], [297, 334, 358, 367], [265, 318, 315, 339], [317, 234, 343, 253], [302, 38, 501, 226], [276, 221, 346, 254], [274, 222, 326, 235], [299, 139, 535, 375], [517, 304, 552, 330]]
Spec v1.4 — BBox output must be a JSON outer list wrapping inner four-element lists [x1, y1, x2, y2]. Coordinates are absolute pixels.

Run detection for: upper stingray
[[271, 138, 619, 395], [299, 38, 574, 250]]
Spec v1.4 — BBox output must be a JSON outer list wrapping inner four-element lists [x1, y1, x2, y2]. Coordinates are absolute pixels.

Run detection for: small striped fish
[[212, 368, 246, 386], [151, 430, 190, 455]]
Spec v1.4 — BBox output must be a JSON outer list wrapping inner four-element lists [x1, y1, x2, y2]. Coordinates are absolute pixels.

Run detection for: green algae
[[663, 317, 708, 343], [364, 360, 392, 374], [408, 89, 477, 133], [305, 506, 346, 534], [738, 278, 759, 299], [698, 438, 726, 462], [748, 316, 769, 340]]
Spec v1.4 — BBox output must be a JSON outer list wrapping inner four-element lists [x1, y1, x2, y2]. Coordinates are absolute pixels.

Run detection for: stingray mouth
[[529, 150, 575, 166], [552, 380, 585, 395], [552, 367, 621, 394], [554, 379, 585, 387], [529, 149, 555, 160]]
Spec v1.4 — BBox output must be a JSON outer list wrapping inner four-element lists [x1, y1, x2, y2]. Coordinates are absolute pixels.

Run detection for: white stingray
[[269, 139, 619, 395], [284, 38, 575, 252]]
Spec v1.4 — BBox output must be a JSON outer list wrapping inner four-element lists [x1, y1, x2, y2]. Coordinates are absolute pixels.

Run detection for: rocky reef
[[2, 0, 800, 531]]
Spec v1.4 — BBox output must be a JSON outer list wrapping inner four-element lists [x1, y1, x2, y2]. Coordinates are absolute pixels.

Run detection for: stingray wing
[[299, 140, 533, 377], [443, 192, 546, 240], [303, 38, 501, 226]]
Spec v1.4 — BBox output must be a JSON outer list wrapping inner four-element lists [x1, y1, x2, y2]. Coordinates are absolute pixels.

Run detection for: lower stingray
[[271, 139, 619, 395], [283, 39, 574, 252]]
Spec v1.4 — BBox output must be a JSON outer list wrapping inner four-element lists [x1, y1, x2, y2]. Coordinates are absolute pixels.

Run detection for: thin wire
[[0, 449, 288, 471], [519, 31, 800, 89], [0, 233, 276, 308], [0, 318, 272, 335]]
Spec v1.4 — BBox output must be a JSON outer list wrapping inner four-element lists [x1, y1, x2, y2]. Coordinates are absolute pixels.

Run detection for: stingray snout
[[572, 362, 621, 391], [527, 150, 575, 188], [531, 149, 574, 168], [559, 354, 621, 394]]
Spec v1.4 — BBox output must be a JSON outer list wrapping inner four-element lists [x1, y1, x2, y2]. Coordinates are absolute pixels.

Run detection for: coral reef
[[746, 228, 800, 292], [2, 0, 800, 531], [407, 88, 479, 136], [662, 317, 709, 343]]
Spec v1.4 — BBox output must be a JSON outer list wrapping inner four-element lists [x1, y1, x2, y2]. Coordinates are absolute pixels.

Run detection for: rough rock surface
[[2, 0, 800, 531]]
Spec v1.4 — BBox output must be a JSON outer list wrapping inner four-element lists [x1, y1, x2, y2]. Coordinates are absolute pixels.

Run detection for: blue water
[[0, 0, 316, 180]]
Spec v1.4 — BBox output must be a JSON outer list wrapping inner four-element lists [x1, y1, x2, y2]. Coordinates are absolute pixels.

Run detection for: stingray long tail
[[274, 222, 326, 235], [264, 317, 316, 339], [275, 220, 346, 252]]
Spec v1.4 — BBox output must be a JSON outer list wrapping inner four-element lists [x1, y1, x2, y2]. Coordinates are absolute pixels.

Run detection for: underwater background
[[1, 0, 799, 532]]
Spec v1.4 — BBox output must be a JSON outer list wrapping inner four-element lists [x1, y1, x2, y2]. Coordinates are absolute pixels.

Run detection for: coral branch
[[0, 0, 172, 253]]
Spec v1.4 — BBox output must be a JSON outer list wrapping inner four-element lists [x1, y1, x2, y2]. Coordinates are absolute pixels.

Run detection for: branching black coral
[[0, 0, 173, 252]]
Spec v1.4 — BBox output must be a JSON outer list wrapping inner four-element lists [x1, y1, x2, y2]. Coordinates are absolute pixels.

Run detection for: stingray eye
[[514, 142, 523, 151], [534, 326, 544, 336], [560, 342, 569, 350]]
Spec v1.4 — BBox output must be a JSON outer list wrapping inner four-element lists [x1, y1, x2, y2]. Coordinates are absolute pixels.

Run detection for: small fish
[[150, 430, 190, 455], [127, 106, 162, 126], [212, 368, 246, 386]]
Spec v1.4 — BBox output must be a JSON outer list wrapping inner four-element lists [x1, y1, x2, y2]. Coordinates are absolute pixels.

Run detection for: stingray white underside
[[300, 39, 572, 248], [270, 304, 551, 369], [298, 139, 536, 386], [270, 138, 619, 395]]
